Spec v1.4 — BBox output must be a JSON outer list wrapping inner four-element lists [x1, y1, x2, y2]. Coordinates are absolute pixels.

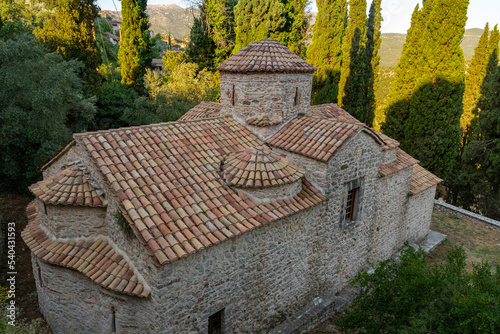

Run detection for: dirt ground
[[0, 193, 51, 332]]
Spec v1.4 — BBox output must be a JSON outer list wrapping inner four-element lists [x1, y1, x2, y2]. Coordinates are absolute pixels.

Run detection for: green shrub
[[337, 245, 500, 333]]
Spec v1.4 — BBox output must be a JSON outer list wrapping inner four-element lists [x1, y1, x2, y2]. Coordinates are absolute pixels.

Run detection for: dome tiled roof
[[29, 166, 104, 207], [216, 39, 316, 73], [221, 146, 305, 188]]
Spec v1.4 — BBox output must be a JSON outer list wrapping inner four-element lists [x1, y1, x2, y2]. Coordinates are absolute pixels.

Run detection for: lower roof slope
[[74, 117, 326, 266]]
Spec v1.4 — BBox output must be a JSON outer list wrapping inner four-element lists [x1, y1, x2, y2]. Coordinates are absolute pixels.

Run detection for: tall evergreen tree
[[34, 0, 101, 93], [381, 1, 434, 141], [337, 0, 368, 122], [461, 23, 491, 132], [188, 0, 237, 70], [364, 0, 382, 126], [118, 0, 154, 88], [306, 0, 347, 105], [233, 0, 308, 55], [402, 0, 469, 178]]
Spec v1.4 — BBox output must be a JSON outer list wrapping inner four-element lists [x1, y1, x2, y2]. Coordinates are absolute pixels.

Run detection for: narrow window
[[37, 263, 43, 287], [231, 84, 235, 106], [111, 306, 119, 334], [294, 87, 299, 106], [345, 188, 357, 221], [341, 179, 363, 226], [208, 309, 224, 334]]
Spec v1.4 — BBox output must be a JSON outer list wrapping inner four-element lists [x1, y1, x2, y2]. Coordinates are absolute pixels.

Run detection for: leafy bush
[[337, 245, 500, 333]]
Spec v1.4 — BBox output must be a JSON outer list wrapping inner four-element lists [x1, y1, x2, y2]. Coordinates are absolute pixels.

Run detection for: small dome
[[216, 38, 316, 73], [221, 146, 305, 188]]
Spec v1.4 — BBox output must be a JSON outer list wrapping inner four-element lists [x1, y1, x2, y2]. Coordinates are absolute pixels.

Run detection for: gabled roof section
[[221, 146, 305, 188], [410, 164, 442, 194], [379, 148, 419, 177], [178, 102, 222, 121], [29, 166, 104, 207], [22, 202, 149, 297], [40, 139, 76, 172], [74, 117, 326, 266], [216, 38, 316, 73], [266, 115, 363, 163]]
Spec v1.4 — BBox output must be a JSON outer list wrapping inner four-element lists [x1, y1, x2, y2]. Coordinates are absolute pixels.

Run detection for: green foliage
[[382, 2, 433, 141], [1, 287, 50, 333], [449, 61, 500, 220], [118, 0, 155, 88], [382, 0, 468, 179], [92, 81, 138, 130], [0, 31, 96, 191], [363, 0, 382, 126], [338, 245, 500, 334], [461, 23, 492, 132], [144, 57, 220, 121], [337, 0, 370, 123], [34, 0, 102, 94], [113, 210, 132, 235], [306, 0, 347, 105], [188, 0, 237, 69], [233, 0, 308, 56]]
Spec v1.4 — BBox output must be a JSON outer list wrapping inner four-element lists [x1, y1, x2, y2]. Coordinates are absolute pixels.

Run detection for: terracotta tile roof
[[266, 115, 363, 163], [73, 117, 326, 266], [379, 148, 419, 177], [22, 202, 149, 297], [246, 115, 281, 127], [310, 104, 401, 151], [221, 146, 305, 188], [29, 167, 104, 207], [410, 164, 442, 194], [216, 38, 316, 73], [370, 128, 399, 151], [178, 102, 222, 121], [310, 104, 364, 125]]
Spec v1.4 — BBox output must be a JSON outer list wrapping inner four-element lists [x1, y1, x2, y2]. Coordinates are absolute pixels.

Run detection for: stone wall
[[372, 167, 413, 261], [32, 254, 159, 334], [41, 204, 107, 238], [433, 200, 500, 229], [321, 131, 382, 285], [42, 143, 82, 178], [154, 204, 329, 334], [220, 72, 312, 139], [404, 186, 437, 243]]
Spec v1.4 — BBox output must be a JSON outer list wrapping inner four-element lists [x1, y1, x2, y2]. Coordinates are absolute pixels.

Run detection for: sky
[[97, 0, 500, 34]]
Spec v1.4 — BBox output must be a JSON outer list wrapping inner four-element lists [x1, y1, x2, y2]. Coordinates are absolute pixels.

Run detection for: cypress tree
[[188, 0, 237, 69], [337, 0, 368, 122], [364, 0, 382, 126], [34, 0, 101, 93], [306, 0, 347, 105], [402, 0, 469, 178], [118, 0, 155, 88], [233, 0, 308, 55], [381, 1, 434, 141], [461, 23, 490, 132]]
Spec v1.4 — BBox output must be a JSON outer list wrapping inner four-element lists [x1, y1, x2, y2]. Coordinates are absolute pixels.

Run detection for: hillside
[[100, 4, 195, 39], [380, 28, 485, 67]]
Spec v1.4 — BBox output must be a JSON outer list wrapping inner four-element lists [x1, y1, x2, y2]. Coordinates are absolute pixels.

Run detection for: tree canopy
[[118, 0, 155, 88], [0, 31, 96, 190]]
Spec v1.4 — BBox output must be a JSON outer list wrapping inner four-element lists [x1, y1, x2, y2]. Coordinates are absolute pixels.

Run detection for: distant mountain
[[99, 4, 196, 40], [379, 28, 486, 68]]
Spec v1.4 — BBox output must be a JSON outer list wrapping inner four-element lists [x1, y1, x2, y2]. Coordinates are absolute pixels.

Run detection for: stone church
[[22, 39, 441, 334]]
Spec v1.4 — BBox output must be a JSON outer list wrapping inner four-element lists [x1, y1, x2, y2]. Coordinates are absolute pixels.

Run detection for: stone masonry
[[22, 39, 441, 334]]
